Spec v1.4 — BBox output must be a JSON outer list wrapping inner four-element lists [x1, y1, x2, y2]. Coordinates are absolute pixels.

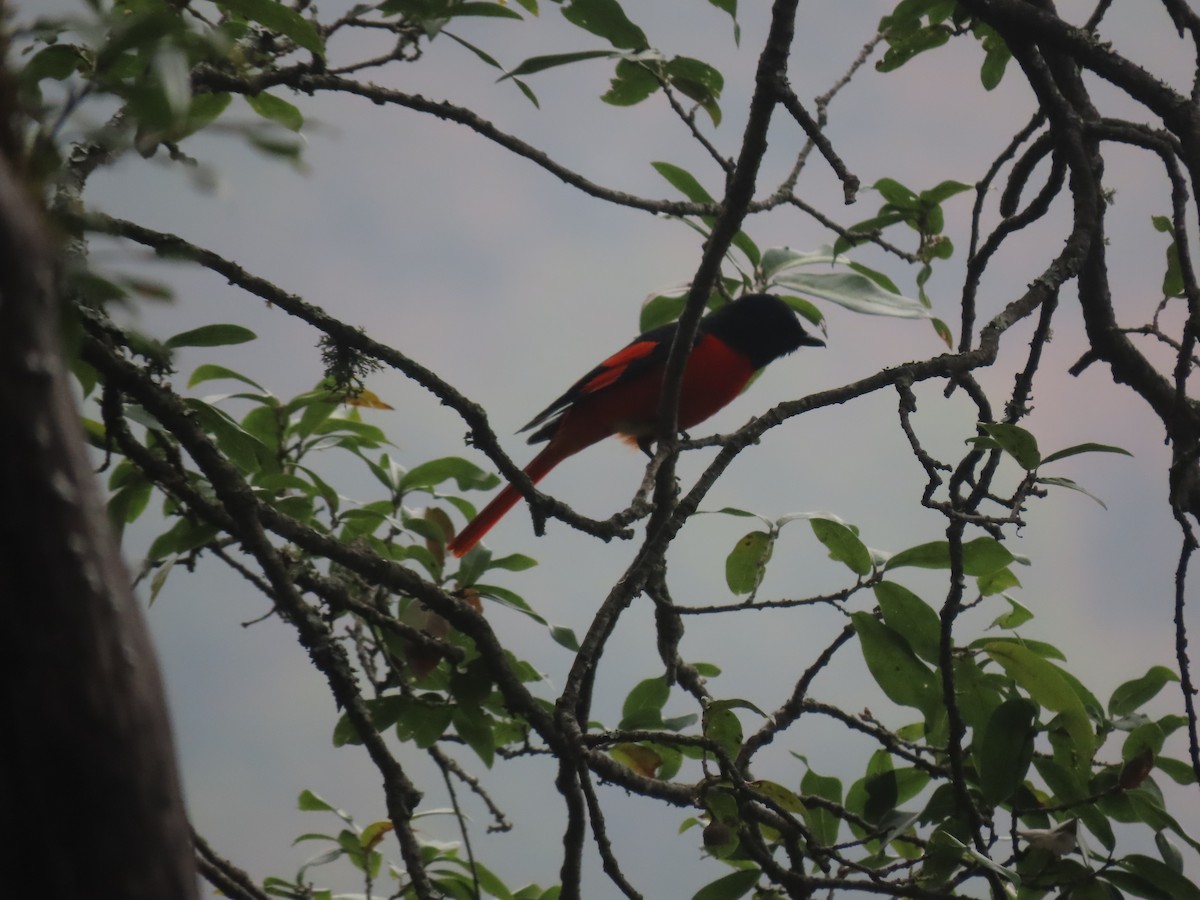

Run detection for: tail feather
[[447, 446, 562, 557]]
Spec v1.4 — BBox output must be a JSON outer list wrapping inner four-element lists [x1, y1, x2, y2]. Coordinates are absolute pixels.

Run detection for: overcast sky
[[27, 0, 1200, 895]]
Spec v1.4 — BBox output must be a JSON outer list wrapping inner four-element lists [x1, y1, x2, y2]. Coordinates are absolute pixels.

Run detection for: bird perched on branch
[[448, 292, 824, 556]]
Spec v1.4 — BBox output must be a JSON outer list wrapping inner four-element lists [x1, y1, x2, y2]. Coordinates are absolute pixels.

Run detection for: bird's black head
[[701, 293, 824, 369]]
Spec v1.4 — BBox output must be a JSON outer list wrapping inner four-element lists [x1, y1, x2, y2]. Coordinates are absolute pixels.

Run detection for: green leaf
[[874, 581, 941, 664], [811, 517, 872, 576], [779, 294, 824, 328], [504, 49, 616, 78], [449, 657, 494, 709], [1118, 788, 1200, 853], [447, 1, 523, 19], [703, 705, 743, 758], [311, 409, 388, 445], [851, 612, 936, 710], [1040, 441, 1133, 465], [473, 583, 547, 625], [639, 290, 688, 332], [976, 698, 1037, 805], [948, 654, 1002, 736], [188, 363, 267, 391], [1033, 757, 1115, 850], [984, 642, 1093, 764], [751, 780, 805, 813], [1062, 668, 1117, 723], [399, 457, 500, 493], [245, 91, 304, 131], [332, 696, 408, 746], [919, 179, 974, 205], [931, 317, 953, 346], [452, 706, 495, 768], [709, 506, 767, 520], [873, 177, 919, 209], [876, 21, 950, 73], [453, 542, 490, 587], [706, 697, 768, 719], [1109, 665, 1180, 717], [977, 23, 1012, 90], [978, 567, 1022, 597], [729, 231, 760, 268], [216, 0, 325, 56], [983, 642, 1082, 715], [851, 754, 903, 824], [243, 405, 283, 454], [450, 859, 516, 900], [244, 131, 304, 159], [1164, 239, 1186, 298], [988, 595, 1033, 629], [165, 323, 257, 349], [935, 832, 1020, 886], [652, 160, 715, 204], [801, 768, 842, 846], [691, 868, 760, 900], [833, 213, 907, 255], [558, 0, 647, 50], [601, 56, 660, 106], [1156, 756, 1198, 785], [978, 422, 1041, 469], [442, 31, 539, 105], [81, 417, 106, 450], [665, 56, 723, 98], [773, 269, 929, 319], [1116, 854, 1200, 900], [298, 789, 338, 813], [662, 713, 698, 733], [1037, 475, 1110, 509], [394, 698, 453, 747], [846, 259, 902, 294], [152, 44, 191, 119], [147, 516, 220, 561], [185, 399, 269, 471], [1123, 721, 1166, 762], [1157, 831, 1185, 874], [971, 634, 1066, 661], [665, 55, 724, 125], [182, 92, 233, 138], [549, 624, 580, 652], [920, 828, 969, 888], [866, 768, 928, 826], [706, 0, 737, 32], [886, 536, 1017, 577], [759, 246, 803, 282], [22, 44, 83, 82], [485, 553, 538, 572], [621, 675, 669, 728], [108, 479, 153, 530], [725, 530, 772, 594]]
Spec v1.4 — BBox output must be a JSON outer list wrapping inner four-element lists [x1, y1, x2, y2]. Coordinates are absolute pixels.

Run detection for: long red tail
[[447, 445, 564, 557]]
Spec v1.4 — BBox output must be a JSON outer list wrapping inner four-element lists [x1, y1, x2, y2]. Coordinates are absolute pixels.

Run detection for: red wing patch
[[579, 340, 661, 395]]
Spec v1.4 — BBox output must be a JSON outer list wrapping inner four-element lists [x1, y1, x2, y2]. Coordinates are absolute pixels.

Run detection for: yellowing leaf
[[611, 743, 661, 777], [751, 780, 806, 814], [344, 389, 394, 410], [361, 821, 393, 852]]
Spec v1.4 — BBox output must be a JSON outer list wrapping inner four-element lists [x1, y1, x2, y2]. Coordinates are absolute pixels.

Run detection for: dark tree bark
[[0, 39, 199, 900]]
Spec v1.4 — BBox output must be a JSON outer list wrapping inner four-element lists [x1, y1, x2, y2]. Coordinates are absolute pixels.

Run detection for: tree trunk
[[0, 102, 199, 900]]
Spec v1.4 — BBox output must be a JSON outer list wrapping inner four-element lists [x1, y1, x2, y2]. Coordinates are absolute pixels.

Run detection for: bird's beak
[[801, 333, 826, 348]]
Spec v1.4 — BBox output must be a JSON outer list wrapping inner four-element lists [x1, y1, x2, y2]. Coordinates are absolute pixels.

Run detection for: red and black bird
[[447, 293, 824, 556]]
